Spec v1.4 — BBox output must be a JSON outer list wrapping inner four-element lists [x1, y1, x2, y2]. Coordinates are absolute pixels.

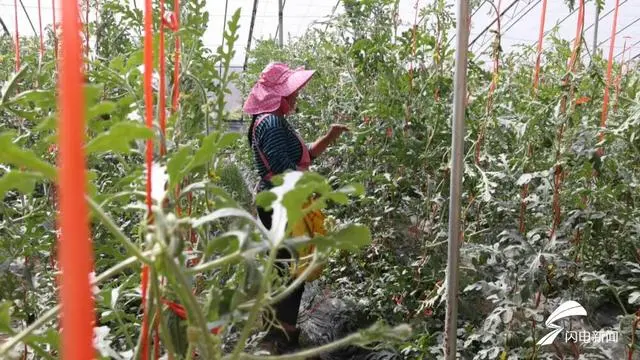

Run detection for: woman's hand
[[328, 124, 350, 141], [309, 124, 350, 158]]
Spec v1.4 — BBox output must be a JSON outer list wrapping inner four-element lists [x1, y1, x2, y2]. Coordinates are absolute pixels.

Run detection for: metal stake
[[444, 0, 469, 359], [592, 2, 601, 57], [278, 0, 284, 47], [243, 0, 259, 71]]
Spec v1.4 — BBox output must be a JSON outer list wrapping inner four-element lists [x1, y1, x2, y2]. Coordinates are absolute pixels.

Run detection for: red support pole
[[533, 0, 548, 91], [154, 0, 168, 356], [614, 37, 629, 113], [140, 0, 155, 353], [57, 0, 95, 358], [598, 0, 621, 155]]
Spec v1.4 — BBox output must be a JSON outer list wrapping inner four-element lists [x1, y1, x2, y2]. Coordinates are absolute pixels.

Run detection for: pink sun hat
[[243, 62, 315, 115]]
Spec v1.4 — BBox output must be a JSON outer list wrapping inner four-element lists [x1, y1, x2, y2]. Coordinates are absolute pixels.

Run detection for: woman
[[243, 62, 349, 354]]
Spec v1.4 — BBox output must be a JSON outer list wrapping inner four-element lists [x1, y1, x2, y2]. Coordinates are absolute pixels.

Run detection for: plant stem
[[113, 304, 136, 350], [27, 342, 56, 360], [268, 258, 321, 305], [186, 251, 242, 274], [225, 324, 410, 360], [185, 342, 194, 360], [132, 280, 155, 360], [158, 303, 179, 360], [87, 196, 151, 264], [187, 236, 314, 275], [163, 253, 217, 358], [99, 190, 147, 208], [611, 286, 629, 316], [229, 238, 280, 359], [238, 255, 322, 310], [0, 251, 154, 357], [1, 327, 54, 360]]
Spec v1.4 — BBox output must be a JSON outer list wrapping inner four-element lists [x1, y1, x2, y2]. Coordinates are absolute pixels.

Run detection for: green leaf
[[255, 191, 277, 210], [0, 171, 43, 198], [0, 301, 12, 333], [313, 224, 371, 251], [109, 56, 125, 71], [35, 115, 57, 132], [189, 132, 240, 171], [282, 187, 318, 228], [205, 231, 242, 256], [1, 65, 30, 104], [206, 186, 241, 208], [126, 50, 144, 71], [8, 89, 56, 107], [86, 122, 153, 154], [0, 133, 57, 180], [192, 208, 258, 228], [167, 146, 192, 186], [25, 327, 60, 350], [7, 108, 39, 121], [629, 291, 640, 305], [217, 132, 241, 149], [84, 83, 105, 105], [88, 101, 117, 120], [326, 192, 349, 204], [190, 133, 219, 168]]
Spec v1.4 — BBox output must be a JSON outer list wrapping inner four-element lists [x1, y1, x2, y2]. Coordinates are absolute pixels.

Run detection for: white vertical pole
[[444, 0, 469, 358], [592, 3, 601, 57], [278, 0, 284, 47]]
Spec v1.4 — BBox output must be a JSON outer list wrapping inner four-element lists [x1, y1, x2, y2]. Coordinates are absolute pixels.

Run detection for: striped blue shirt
[[251, 114, 314, 191]]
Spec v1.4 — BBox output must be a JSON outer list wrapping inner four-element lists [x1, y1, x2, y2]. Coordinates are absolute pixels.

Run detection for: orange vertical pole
[[57, 0, 95, 357], [551, 0, 585, 239], [522, 0, 549, 235], [140, 0, 154, 354], [567, 0, 585, 74], [154, 0, 168, 356], [598, 0, 621, 155], [614, 37, 629, 113], [533, 0, 548, 91]]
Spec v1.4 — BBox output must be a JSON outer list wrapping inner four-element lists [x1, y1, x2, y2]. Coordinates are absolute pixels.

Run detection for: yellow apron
[[288, 207, 326, 281]]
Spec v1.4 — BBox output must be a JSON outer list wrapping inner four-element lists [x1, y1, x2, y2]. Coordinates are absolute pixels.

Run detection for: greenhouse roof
[[207, 0, 640, 67], [2, 0, 638, 67]]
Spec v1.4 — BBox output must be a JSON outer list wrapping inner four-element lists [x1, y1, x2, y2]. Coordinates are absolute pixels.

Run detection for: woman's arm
[[309, 124, 349, 158]]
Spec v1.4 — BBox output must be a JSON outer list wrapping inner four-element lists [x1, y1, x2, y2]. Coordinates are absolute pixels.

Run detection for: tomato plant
[[0, 1, 409, 359], [239, 0, 640, 359]]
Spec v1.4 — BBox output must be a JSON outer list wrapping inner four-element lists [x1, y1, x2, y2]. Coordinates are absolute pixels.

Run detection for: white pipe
[[444, 0, 469, 358], [592, 3, 601, 56], [278, 0, 284, 47]]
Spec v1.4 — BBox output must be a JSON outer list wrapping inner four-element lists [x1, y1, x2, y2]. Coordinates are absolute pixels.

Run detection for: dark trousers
[[257, 207, 306, 330]]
